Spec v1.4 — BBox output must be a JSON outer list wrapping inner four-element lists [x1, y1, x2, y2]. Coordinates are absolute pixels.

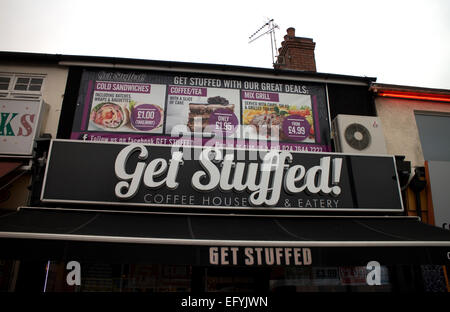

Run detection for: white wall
[[375, 97, 450, 168], [0, 62, 68, 210], [0, 63, 69, 138]]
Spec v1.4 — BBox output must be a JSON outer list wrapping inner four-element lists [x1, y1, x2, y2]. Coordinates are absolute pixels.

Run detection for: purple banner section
[[282, 115, 311, 141], [130, 104, 162, 131], [312, 95, 321, 143], [70, 132, 330, 153], [94, 81, 151, 93], [241, 90, 280, 102], [168, 85, 207, 96], [208, 108, 239, 137], [81, 80, 94, 131]]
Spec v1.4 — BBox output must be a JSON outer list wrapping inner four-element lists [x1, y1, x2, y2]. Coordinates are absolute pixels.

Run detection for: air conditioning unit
[[332, 114, 387, 155]]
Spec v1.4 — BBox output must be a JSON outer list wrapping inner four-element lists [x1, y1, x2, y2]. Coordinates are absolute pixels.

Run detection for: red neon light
[[378, 91, 450, 103]]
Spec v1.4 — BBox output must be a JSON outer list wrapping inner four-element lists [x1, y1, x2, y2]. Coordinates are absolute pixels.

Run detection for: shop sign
[[208, 247, 312, 266], [70, 69, 331, 153], [41, 140, 403, 213], [0, 99, 45, 156]]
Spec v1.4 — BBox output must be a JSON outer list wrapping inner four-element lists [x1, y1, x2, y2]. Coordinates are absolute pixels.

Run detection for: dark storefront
[[0, 54, 449, 294], [1, 208, 450, 292]]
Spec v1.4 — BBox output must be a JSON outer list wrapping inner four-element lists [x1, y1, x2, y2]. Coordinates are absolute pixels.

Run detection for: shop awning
[[0, 207, 449, 266]]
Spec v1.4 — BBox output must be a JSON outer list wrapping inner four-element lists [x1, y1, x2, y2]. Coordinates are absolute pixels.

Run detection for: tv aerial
[[248, 19, 279, 65]]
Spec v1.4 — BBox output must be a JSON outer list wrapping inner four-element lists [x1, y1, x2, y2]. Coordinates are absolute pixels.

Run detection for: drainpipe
[[409, 167, 427, 220]]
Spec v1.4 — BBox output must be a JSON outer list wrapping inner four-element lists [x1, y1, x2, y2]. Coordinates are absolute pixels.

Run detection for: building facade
[[0, 28, 449, 293], [372, 83, 450, 228]]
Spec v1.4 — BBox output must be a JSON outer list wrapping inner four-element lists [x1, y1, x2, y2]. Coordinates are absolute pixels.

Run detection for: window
[[415, 112, 450, 162], [14, 77, 44, 92], [415, 111, 450, 231], [0, 73, 45, 99], [0, 76, 11, 90]]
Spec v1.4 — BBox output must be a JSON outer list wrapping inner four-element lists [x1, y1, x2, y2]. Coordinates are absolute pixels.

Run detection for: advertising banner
[[70, 70, 331, 153], [41, 140, 403, 213], [0, 99, 45, 156]]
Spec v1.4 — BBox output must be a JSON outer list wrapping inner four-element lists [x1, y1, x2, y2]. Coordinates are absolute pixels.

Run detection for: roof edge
[[371, 82, 450, 95], [0, 51, 376, 85]]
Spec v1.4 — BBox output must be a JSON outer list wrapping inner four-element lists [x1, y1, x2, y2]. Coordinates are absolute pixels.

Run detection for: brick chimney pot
[[275, 27, 316, 72]]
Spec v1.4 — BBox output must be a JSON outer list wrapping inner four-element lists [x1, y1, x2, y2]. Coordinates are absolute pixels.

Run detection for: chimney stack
[[274, 27, 317, 72]]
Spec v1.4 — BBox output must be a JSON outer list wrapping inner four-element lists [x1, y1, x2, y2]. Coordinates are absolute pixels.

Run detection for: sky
[[0, 0, 449, 89]]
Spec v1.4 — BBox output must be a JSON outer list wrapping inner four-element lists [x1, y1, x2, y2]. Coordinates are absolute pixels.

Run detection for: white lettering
[[244, 248, 254, 265], [230, 247, 239, 265], [284, 165, 306, 193], [66, 261, 81, 286], [143, 158, 168, 188], [366, 261, 381, 285], [181, 296, 215, 309], [166, 151, 184, 189], [114, 144, 148, 199], [294, 248, 302, 265], [265, 248, 274, 265], [303, 248, 312, 265], [275, 248, 283, 265], [210, 247, 218, 265], [114, 145, 344, 208], [255, 248, 263, 265], [285, 248, 292, 265], [191, 149, 221, 191]]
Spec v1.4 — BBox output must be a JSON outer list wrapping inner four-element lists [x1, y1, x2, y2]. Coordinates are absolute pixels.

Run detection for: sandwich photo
[[89, 102, 130, 130]]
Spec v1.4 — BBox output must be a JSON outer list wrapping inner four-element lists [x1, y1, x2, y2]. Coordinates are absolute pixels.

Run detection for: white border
[[20, 206, 416, 219], [0, 231, 448, 247], [40, 139, 405, 213]]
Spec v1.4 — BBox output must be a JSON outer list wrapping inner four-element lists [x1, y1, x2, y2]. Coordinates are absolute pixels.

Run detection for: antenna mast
[[248, 19, 279, 65]]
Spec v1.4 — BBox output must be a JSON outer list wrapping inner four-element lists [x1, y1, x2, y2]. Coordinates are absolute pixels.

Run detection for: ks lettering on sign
[[0, 112, 35, 136]]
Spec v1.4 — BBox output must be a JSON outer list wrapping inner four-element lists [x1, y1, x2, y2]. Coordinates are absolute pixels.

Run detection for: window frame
[[0, 73, 45, 99], [0, 74, 13, 92]]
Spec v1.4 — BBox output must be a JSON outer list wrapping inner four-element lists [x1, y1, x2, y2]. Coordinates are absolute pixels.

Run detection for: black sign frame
[[40, 140, 404, 214]]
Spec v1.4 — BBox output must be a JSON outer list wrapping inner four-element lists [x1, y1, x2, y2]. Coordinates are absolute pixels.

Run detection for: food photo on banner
[[70, 69, 331, 152]]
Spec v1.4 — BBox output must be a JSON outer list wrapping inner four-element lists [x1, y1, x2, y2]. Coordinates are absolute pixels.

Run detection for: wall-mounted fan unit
[[332, 114, 387, 155]]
